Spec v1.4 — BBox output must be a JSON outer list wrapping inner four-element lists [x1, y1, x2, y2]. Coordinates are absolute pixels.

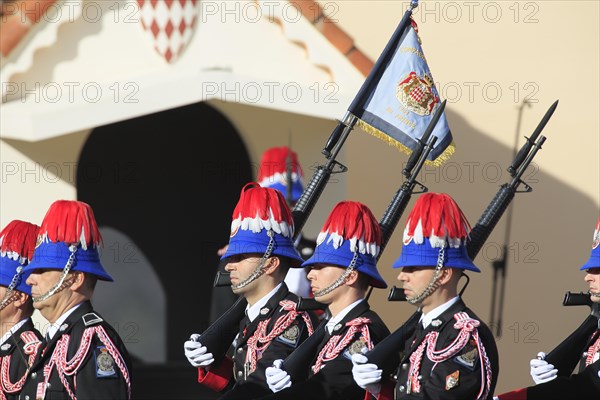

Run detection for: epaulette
[[82, 312, 103, 327]]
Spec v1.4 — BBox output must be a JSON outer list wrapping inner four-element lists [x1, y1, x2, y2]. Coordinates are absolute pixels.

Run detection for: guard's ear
[[345, 269, 359, 286], [263, 257, 281, 276], [12, 291, 28, 307], [69, 271, 86, 290], [437, 267, 455, 285]]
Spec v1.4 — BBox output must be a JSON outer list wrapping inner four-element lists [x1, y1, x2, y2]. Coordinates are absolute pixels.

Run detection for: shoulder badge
[[343, 339, 367, 360], [83, 312, 103, 327], [1, 343, 11, 351], [275, 323, 302, 347], [452, 338, 479, 371], [94, 346, 117, 378], [445, 370, 460, 390]]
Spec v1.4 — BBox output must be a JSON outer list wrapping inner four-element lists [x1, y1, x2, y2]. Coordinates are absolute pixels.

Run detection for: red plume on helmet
[[24, 200, 113, 281], [0, 220, 40, 295], [403, 192, 471, 248], [221, 183, 303, 265], [38, 200, 102, 250], [394, 193, 480, 272], [0, 220, 40, 263], [302, 201, 387, 289], [256, 146, 304, 203]]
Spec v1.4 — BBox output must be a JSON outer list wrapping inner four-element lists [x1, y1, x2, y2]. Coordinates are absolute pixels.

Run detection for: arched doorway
[[77, 102, 252, 398]]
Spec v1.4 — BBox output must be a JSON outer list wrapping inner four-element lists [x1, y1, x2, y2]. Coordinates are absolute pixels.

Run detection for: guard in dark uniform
[[20, 200, 132, 399], [495, 218, 600, 400], [209, 146, 316, 324], [255, 201, 392, 400], [0, 220, 43, 400], [184, 183, 318, 399], [352, 192, 499, 400]]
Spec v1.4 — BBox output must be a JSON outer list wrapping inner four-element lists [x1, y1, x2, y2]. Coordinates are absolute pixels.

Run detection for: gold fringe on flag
[[357, 120, 455, 167]]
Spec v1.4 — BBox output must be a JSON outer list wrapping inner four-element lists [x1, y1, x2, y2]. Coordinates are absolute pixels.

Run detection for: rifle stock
[[364, 310, 421, 376], [282, 321, 328, 381], [197, 296, 248, 363], [545, 313, 598, 376]]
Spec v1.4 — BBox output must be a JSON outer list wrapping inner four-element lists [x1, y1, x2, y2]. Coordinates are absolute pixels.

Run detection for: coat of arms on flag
[[350, 1, 454, 167], [136, 0, 201, 63]]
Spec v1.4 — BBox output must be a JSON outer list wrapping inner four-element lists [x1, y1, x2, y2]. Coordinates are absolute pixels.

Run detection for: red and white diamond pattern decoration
[[137, 0, 201, 63]]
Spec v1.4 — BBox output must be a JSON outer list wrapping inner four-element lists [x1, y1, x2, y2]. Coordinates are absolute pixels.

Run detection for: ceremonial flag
[[350, 1, 454, 166]]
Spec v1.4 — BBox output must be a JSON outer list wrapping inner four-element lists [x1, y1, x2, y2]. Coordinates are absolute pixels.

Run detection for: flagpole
[[348, 0, 418, 115], [321, 0, 418, 157]]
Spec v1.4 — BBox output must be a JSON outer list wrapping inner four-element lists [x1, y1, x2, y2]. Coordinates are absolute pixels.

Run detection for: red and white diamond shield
[[137, 0, 200, 63]]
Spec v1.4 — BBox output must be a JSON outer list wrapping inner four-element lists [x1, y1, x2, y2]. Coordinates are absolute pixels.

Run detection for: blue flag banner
[[355, 19, 454, 166]]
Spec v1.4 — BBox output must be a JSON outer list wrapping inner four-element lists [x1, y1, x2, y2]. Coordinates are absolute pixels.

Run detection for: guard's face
[[397, 266, 437, 300], [307, 264, 345, 304], [225, 253, 265, 295], [25, 269, 69, 317], [584, 267, 600, 302]]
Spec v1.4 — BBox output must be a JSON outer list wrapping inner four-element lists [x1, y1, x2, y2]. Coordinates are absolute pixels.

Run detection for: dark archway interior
[[77, 102, 252, 399]]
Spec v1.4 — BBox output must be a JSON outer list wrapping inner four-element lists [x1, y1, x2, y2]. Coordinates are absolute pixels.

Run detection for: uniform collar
[[46, 303, 82, 340], [246, 283, 283, 322], [420, 296, 460, 329], [326, 299, 364, 334]]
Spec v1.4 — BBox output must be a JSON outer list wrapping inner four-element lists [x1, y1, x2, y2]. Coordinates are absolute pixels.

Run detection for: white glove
[[351, 353, 382, 396], [530, 352, 557, 384], [265, 359, 291, 392], [184, 334, 214, 368]]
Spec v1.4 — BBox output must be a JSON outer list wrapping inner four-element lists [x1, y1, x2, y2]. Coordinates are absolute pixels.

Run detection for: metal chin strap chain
[[589, 290, 600, 298], [0, 266, 23, 310], [406, 246, 446, 305], [313, 252, 359, 298], [32, 245, 77, 303], [231, 231, 275, 291]]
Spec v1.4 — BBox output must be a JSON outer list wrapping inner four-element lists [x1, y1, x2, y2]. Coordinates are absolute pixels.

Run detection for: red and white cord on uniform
[[245, 300, 315, 373], [407, 312, 492, 400], [312, 317, 372, 373], [40, 326, 131, 400], [0, 331, 42, 396], [585, 331, 600, 367]]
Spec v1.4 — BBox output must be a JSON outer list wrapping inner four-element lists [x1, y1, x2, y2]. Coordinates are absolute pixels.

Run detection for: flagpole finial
[[410, 0, 419, 10]]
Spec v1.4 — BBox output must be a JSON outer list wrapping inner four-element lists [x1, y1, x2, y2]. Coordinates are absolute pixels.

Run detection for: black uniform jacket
[[0, 318, 43, 400], [199, 284, 318, 400], [255, 300, 392, 400], [19, 301, 132, 400], [393, 298, 499, 400], [524, 326, 600, 400]]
